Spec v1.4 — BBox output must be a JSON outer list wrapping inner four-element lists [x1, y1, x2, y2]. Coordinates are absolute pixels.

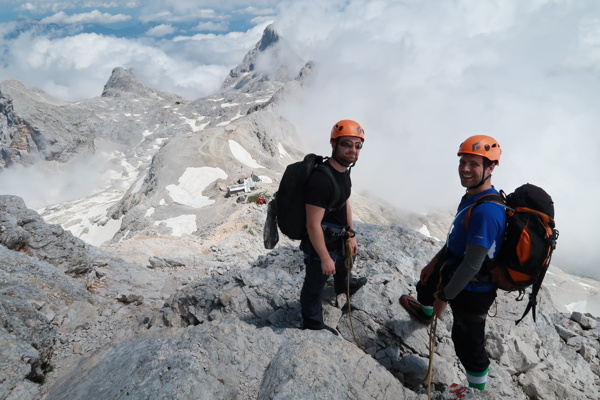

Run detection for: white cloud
[[138, 8, 219, 23], [239, 6, 276, 16], [145, 23, 176, 37], [0, 24, 267, 100], [83, 2, 121, 8], [250, 16, 275, 25], [40, 10, 132, 24], [194, 21, 229, 32], [0, 150, 114, 210], [14, 1, 138, 14], [17, 2, 72, 13], [272, 0, 600, 280]]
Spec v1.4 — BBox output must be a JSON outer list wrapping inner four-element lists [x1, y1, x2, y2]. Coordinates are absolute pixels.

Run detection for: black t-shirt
[[304, 161, 351, 226]]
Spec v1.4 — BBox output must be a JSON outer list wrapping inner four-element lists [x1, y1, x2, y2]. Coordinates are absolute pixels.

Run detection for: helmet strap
[[467, 173, 491, 192]]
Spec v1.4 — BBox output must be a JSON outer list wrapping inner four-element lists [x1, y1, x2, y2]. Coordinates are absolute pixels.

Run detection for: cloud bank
[[39, 10, 132, 24], [0, 1, 276, 100], [272, 0, 600, 280]]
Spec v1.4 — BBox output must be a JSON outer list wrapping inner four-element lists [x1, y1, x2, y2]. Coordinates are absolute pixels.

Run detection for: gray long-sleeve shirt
[[442, 243, 489, 299]]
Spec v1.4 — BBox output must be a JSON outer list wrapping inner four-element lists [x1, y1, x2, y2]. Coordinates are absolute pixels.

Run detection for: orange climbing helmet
[[458, 135, 501, 165], [331, 120, 365, 141]]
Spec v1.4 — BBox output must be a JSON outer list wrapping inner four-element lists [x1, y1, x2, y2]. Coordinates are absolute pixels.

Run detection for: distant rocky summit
[[0, 25, 599, 400]]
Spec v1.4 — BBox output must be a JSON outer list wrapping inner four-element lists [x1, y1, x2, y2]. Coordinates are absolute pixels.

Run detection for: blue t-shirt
[[446, 187, 506, 265]]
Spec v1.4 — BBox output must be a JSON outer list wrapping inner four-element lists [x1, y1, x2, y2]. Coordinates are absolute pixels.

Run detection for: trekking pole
[[344, 233, 359, 345]]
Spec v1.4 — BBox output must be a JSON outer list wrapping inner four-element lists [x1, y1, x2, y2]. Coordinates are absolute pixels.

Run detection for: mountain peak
[[101, 67, 155, 99], [257, 24, 280, 52], [221, 24, 304, 92]]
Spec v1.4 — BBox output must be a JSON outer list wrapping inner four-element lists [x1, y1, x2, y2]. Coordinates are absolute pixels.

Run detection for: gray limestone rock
[[0, 195, 93, 275], [0, 24, 599, 400]]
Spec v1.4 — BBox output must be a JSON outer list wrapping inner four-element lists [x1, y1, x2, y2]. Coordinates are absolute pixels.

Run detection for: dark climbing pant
[[416, 267, 497, 374], [300, 246, 348, 330]]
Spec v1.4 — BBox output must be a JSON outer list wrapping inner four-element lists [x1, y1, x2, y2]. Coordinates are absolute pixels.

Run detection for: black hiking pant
[[416, 267, 497, 374], [300, 244, 349, 329]]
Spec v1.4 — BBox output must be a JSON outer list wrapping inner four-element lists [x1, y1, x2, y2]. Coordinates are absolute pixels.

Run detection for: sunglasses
[[338, 140, 363, 149]]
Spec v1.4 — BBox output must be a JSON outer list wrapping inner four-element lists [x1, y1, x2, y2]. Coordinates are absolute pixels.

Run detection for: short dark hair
[[482, 158, 497, 170]]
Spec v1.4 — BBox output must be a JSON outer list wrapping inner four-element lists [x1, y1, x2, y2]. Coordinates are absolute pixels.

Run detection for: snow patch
[[42, 190, 124, 247], [166, 167, 228, 208], [131, 173, 147, 194], [80, 216, 123, 247], [278, 143, 292, 159], [544, 265, 600, 315], [154, 215, 197, 237], [566, 300, 589, 314], [142, 126, 157, 137], [418, 224, 432, 238], [181, 116, 207, 132], [228, 140, 265, 169], [153, 138, 168, 150]]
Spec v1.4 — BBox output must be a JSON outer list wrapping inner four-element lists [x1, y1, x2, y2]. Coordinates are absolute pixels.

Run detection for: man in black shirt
[[301, 120, 367, 334]]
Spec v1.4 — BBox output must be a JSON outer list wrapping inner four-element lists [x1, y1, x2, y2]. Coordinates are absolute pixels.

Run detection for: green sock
[[466, 367, 489, 391], [422, 306, 434, 316], [468, 381, 486, 390]]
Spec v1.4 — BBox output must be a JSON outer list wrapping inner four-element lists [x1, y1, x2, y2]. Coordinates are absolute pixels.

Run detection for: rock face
[[101, 67, 181, 101], [1, 25, 599, 400], [1, 195, 599, 400], [0, 83, 52, 169], [0, 75, 183, 174], [222, 23, 306, 93]]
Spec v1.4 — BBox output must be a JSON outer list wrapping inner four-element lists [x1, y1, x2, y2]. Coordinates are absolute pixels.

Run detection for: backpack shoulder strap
[[465, 192, 506, 230], [315, 161, 344, 213]]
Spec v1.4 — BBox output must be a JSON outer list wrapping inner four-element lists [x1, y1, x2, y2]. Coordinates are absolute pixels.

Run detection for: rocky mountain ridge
[[1, 194, 598, 400], [1, 25, 599, 399]]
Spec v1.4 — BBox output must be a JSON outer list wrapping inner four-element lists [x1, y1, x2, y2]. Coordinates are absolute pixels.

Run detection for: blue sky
[[0, 1, 271, 33], [1, 0, 600, 280], [0, 0, 278, 99]]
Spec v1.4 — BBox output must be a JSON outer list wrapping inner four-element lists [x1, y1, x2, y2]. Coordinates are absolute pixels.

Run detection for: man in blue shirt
[[400, 135, 506, 391]]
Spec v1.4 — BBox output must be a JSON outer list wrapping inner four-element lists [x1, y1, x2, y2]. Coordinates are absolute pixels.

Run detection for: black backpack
[[263, 154, 343, 249], [466, 183, 559, 324]]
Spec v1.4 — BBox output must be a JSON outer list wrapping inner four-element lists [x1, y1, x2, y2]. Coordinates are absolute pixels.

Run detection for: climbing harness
[[321, 222, 359, 344]]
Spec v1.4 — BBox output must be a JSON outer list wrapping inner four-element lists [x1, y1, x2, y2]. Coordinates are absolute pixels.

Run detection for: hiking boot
[[400, 294, 434, 325], [303, 324, 339, 336], [336, 276, 368, 297]]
